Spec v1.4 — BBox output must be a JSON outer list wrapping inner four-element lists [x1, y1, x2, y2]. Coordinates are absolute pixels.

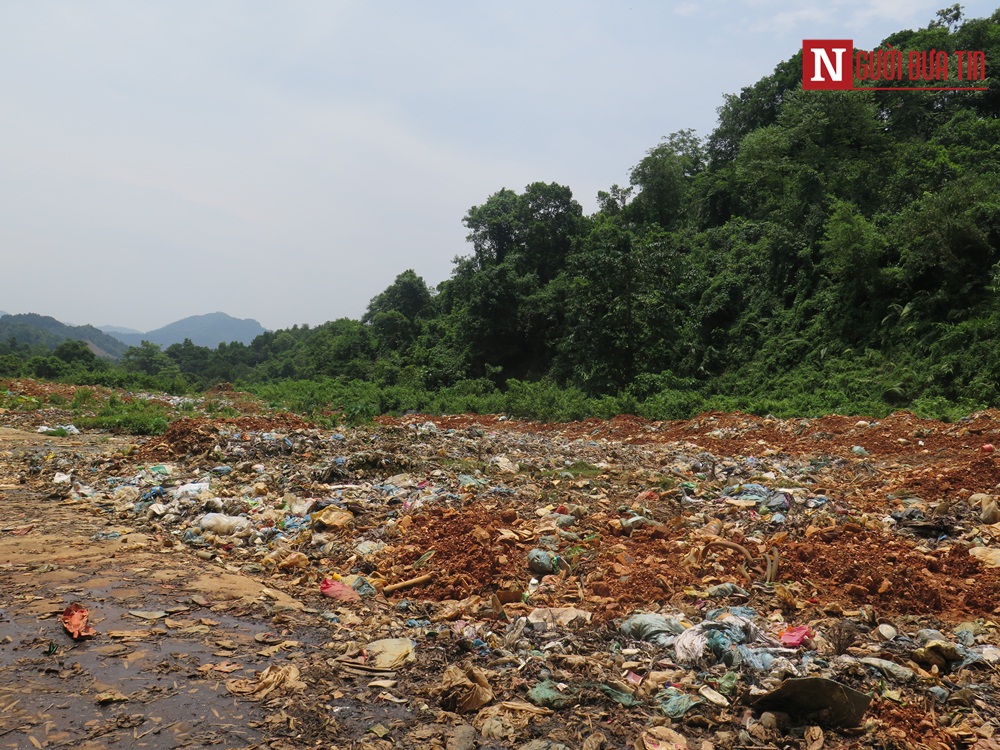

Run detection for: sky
[[1, 0, 996, 332]]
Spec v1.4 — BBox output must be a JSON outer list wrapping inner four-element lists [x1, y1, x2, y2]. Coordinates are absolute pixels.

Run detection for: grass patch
[[541, 460, 605, 479], [203, 399, 241, 418], [71, 388, 98, 411], [75, 395, 171, 435]]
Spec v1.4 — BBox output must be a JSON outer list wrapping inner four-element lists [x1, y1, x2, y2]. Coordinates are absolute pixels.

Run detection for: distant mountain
[[0, 313, 128, 359], [107, 312, 267, 349], [0, 311, 8, 317], [98, 324, 142, 335]]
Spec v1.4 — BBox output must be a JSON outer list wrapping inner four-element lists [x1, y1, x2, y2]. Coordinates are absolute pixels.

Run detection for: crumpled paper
[[226, 664, 306, 700], [62, 603, 96, 639], [436, 662, 494, 713]]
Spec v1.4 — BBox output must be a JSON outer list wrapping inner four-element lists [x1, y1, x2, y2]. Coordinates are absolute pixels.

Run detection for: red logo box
[[803, 40, 854, 90]]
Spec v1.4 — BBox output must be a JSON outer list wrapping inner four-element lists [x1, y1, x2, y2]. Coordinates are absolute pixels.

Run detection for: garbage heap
[[24, 410, 1000, 748]]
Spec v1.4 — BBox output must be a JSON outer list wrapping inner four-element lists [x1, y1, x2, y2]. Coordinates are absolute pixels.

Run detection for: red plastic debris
[[61, 603, 97, 639], [320, 577, 361, 602]]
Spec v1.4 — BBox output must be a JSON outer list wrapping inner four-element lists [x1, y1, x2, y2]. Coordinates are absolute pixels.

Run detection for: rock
[[445, 724, 478, 750], [527, 549, 559, 575]]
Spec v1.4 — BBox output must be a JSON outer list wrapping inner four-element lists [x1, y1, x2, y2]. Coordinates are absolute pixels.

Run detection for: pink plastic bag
[[779, 625, 813, 647]]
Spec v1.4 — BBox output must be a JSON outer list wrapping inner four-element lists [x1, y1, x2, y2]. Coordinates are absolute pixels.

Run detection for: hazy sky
[[2, 1, 995, 332]]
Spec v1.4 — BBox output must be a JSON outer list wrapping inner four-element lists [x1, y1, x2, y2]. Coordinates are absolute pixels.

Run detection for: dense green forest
[[5, 6, 1000, 423]]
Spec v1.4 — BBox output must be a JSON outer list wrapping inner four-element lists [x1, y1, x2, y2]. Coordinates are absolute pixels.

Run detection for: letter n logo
[[802, 40, 853, 90]]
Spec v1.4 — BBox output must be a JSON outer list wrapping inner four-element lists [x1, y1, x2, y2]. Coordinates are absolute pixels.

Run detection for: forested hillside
[[4, 7, 1000, 421], [0, 314, 128, 359]]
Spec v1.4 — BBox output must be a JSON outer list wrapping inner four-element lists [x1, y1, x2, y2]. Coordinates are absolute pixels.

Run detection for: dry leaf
[[128, 610, 167, 621], [108, 629, 151, 639], [95, 691, 129, 704]]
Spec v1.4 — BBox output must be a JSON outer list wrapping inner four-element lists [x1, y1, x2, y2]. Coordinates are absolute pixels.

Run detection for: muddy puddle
[[0, 534, 279, 749]]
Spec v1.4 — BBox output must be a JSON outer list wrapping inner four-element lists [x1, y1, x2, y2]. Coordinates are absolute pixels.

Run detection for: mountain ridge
[[98, 324, 142, 335], [104, 312, 267, 349], [0, 312, 268, 358]]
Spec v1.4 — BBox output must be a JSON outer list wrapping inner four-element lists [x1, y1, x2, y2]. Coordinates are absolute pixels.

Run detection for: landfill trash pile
[[3, 383, 1000, 749]]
